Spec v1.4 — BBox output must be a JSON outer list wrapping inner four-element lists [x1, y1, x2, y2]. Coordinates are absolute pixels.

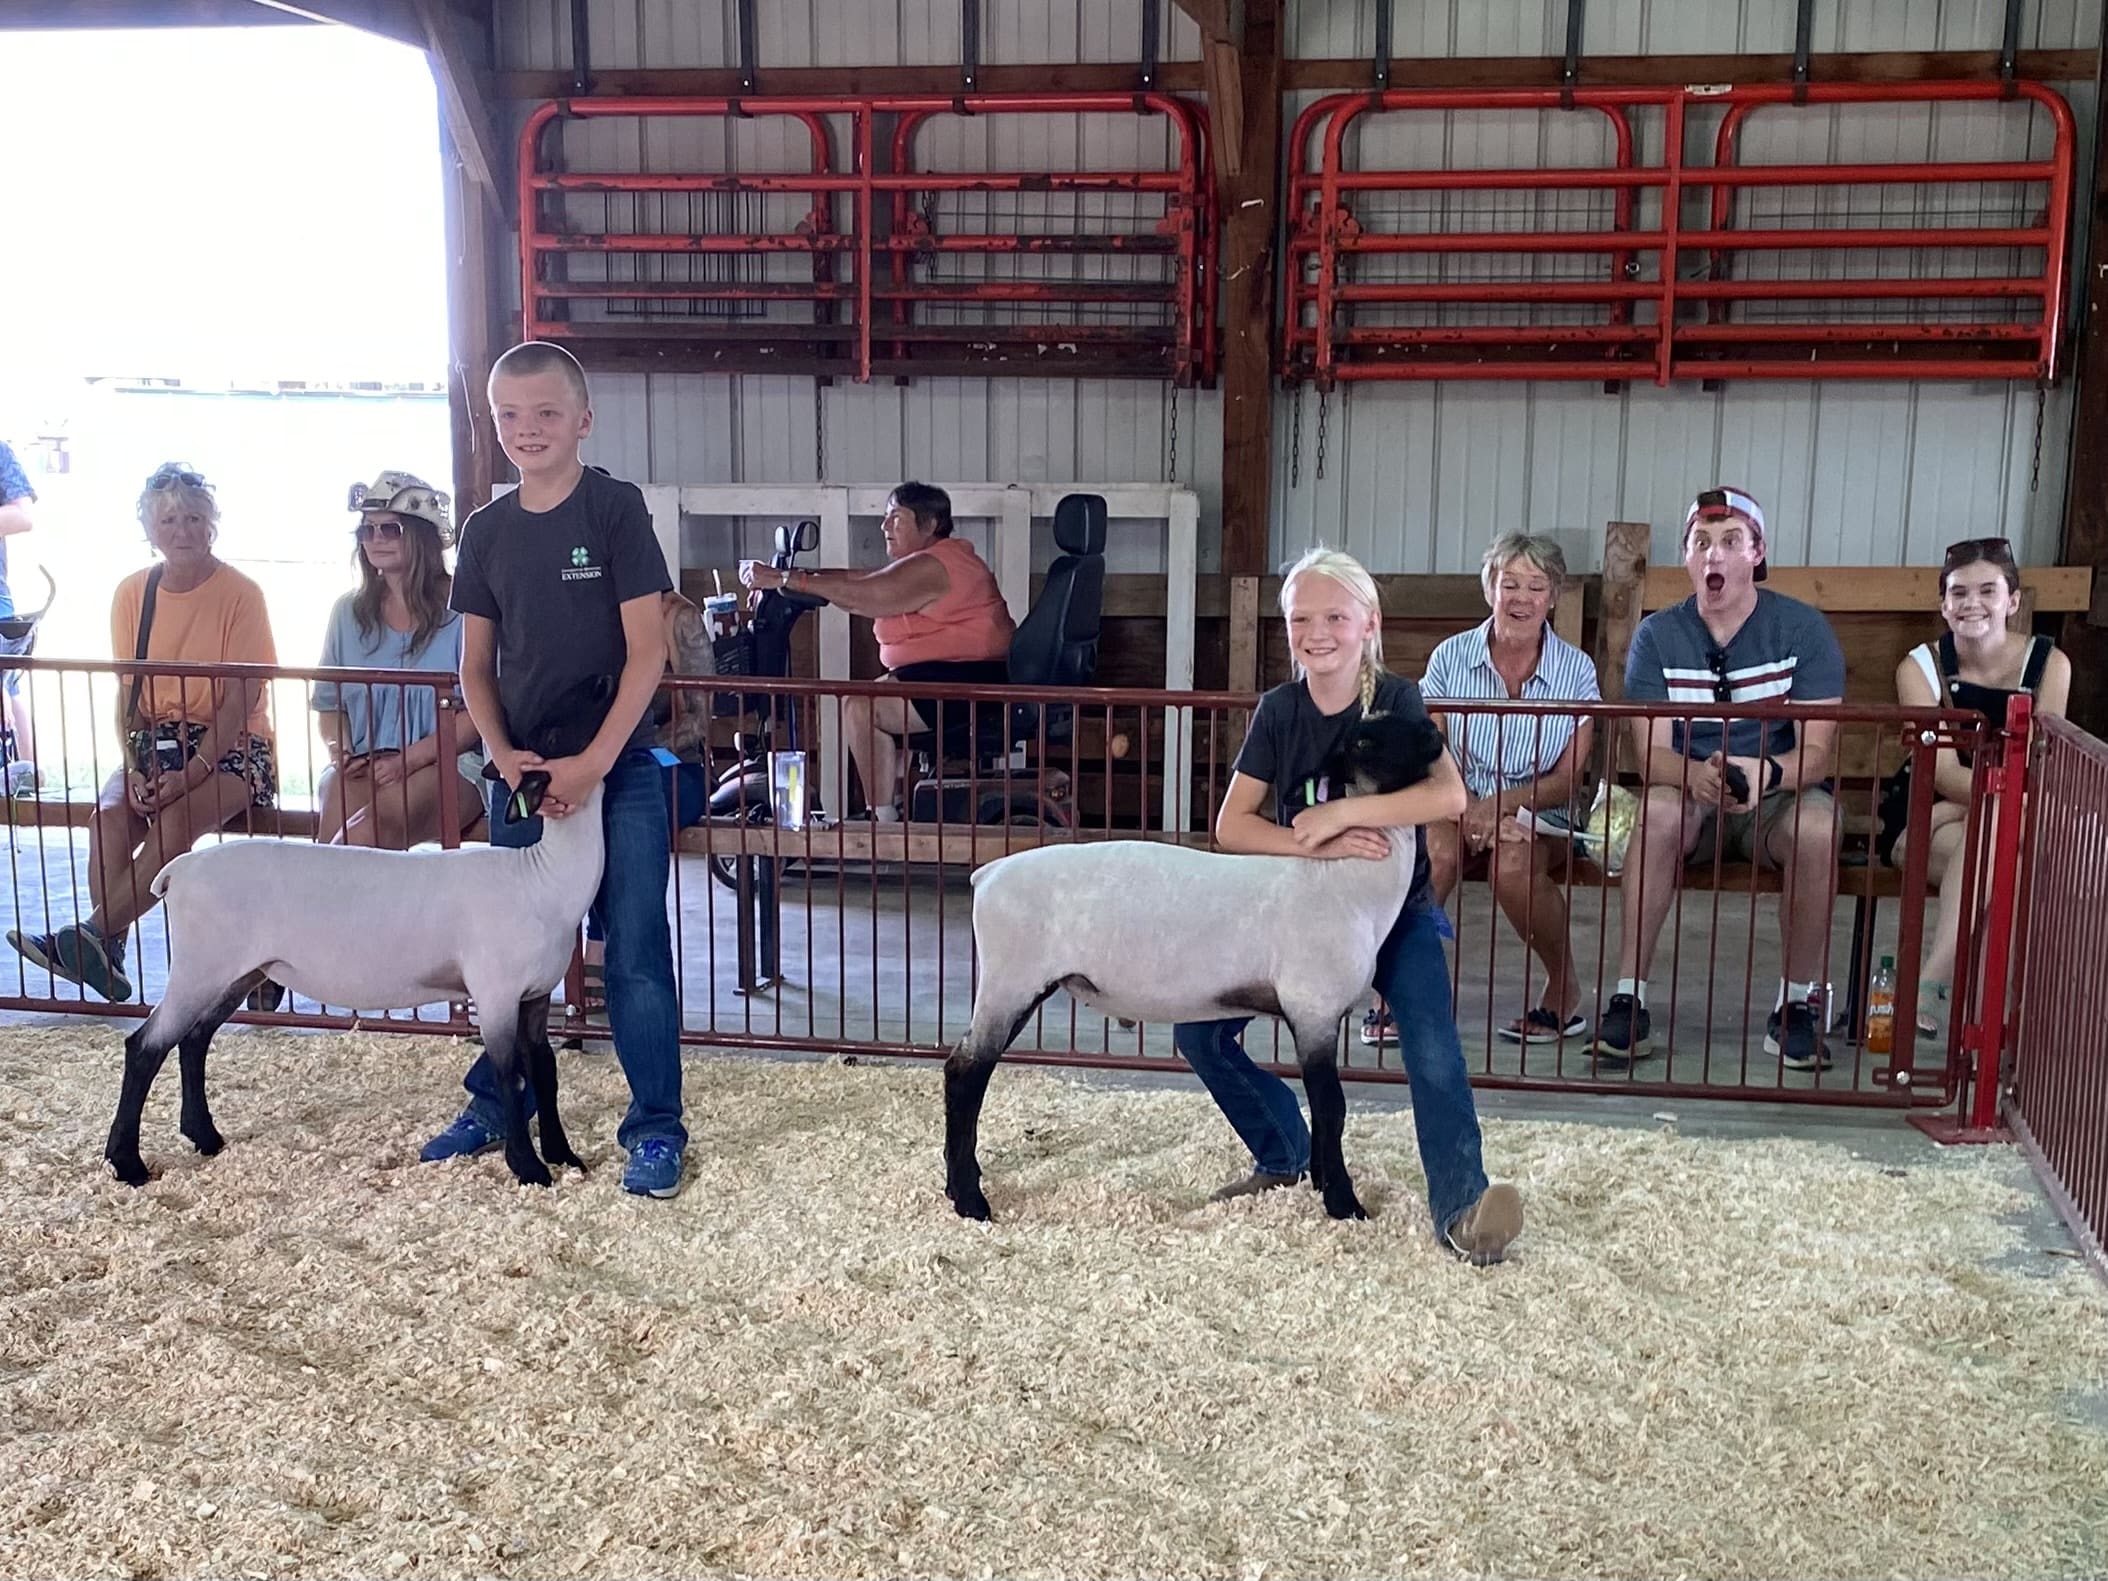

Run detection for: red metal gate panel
[[519, 94, 1215, 385], [1283, 81, 2074, 386]]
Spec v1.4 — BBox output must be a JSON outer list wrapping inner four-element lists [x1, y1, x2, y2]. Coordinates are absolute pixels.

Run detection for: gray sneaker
[[1445, 1183, 1524, 1266]]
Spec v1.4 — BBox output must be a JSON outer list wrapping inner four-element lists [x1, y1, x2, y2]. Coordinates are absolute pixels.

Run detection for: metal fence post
[[1914, 694, 2032, 1143]]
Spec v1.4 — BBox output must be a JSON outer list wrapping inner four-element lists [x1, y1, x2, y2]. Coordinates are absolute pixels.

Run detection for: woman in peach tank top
[[740, 482, 1014, 817]]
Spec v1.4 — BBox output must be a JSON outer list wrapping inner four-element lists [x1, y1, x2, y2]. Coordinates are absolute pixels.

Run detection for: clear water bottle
[[1866, 955, 1897, 1055]]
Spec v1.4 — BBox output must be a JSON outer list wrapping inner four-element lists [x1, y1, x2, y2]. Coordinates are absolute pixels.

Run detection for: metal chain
[[815, 378, 827, 482], [2028, 376, 2047, 494], [1290, 382, 1305, 489], [1315, 386, 1330, 482], [1166, 381, 1179, 483]]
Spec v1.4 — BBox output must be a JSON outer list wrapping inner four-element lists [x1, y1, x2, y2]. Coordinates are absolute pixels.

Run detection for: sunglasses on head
[[353, 519, 407, 542], [1943, 536, 2013, 568], [147, 468, 205, 491]]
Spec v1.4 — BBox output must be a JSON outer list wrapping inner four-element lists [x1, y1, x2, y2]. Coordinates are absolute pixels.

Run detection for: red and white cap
[[1683, 485, 1768, 582]]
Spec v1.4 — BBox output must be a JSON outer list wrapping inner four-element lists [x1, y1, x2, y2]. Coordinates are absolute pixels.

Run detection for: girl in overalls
[[1892, 537, 2070, 1036]]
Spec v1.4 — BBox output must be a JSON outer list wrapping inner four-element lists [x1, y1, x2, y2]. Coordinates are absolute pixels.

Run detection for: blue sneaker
[[419, 1110, 505, 1163], [621, 1138, 685, 1199]]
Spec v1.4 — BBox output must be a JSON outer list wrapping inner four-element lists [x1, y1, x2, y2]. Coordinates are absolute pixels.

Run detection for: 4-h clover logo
[[569, 545, 589, 567]]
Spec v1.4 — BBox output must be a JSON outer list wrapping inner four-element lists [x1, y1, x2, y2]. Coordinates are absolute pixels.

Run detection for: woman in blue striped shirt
[[1401, 533, 1599, 1046]]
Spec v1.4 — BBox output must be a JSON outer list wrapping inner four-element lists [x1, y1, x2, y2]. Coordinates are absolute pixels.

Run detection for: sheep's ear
[[507, 770, 553, 825]]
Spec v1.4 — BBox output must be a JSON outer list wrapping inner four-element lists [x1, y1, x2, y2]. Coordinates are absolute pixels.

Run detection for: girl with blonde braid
[[1174, 547, 1524, 1264]]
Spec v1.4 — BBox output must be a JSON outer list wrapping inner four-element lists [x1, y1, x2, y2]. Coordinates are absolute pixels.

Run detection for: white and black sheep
[[103, 676, 617, 1190], [943, 711, 1449, 1224]]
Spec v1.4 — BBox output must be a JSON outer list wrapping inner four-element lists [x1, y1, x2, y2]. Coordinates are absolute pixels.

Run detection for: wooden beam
[[492, 49, 2096, 102], [243, 0, 416, 36], [414, 0, 510, 225], [0, 0, 417, 37], [1282, 47, 2096, 90], [1641, 564, 2094, 614], [1200, 33, 1244, 178], [1228, 575, 1260, 691], [2060, 11, 2108, 737], [438, 111, 506, 519], [1167, 0, 1235, 41], [1217, 0, 1281, 580]]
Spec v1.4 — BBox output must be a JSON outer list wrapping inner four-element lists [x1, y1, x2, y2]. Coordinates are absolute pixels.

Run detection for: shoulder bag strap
[[125, 565, 165, 731]]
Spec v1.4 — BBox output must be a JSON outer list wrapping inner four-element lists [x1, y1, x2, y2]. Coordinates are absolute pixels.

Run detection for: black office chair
[[906, 492, 1108, 827]]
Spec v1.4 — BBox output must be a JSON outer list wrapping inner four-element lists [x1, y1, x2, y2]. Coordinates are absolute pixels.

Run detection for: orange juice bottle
[[1865, 955, 1897, 1055]]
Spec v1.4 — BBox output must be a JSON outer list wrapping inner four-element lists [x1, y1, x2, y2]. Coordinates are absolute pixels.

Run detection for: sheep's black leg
[[519, 994, 585, 1173], [946, 986, 1062, 1221], [176, 977, 257, 1160], [106, 1020, 178, 1187], [1296, 1028, 1366, 1222], [943, 1047, 1001, 1222], [476, 999, 551, 1188]]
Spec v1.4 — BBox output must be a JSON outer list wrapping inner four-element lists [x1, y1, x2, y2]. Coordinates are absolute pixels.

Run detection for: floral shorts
[[129, 722, 278, 808]]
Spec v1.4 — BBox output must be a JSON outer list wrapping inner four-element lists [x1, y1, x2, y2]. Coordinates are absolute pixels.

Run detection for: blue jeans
[[586, 759, 705, 944], [1172, 903, 1489, 1235], [461, 748, 686, 1151]]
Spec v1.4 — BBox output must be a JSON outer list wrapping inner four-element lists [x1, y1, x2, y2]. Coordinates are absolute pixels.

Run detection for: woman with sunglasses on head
[[1890, 537, 2069, 1036], [313, 472, 481, 849], [5, 463, 278, 1003]]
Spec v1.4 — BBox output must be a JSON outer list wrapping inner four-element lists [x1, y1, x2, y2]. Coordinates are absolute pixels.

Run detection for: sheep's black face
[[481, 674, 619, 823], [1328, 713, 1448, 798]]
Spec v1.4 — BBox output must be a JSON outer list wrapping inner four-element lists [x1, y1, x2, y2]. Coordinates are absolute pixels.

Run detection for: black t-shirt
[[450, 466, 673, 752], [1232, 671, 1436, 912]]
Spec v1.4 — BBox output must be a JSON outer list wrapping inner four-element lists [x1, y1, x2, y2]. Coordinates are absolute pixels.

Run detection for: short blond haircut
[[489, 340, 591, 408], [1279, 545, 1385, 713], [1479, 532, 1568, 605]]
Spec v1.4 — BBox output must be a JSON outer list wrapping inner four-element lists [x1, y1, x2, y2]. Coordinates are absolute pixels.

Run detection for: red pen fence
[[1282, 80, 2074, 385], [0, 659, 2035, 1125], [2007, 709, 2108, 1282], [518, 94, 1216, 384]]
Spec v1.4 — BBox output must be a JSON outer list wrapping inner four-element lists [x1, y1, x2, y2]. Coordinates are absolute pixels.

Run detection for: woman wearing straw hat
[[314, 471, 482, 849]]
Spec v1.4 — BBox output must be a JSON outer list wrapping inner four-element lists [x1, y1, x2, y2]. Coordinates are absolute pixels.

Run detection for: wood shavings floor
[[2, 1026, 2104, 1579]]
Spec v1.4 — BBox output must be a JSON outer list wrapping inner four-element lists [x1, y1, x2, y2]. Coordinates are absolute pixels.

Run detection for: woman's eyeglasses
[[353, 520, 406, 542]]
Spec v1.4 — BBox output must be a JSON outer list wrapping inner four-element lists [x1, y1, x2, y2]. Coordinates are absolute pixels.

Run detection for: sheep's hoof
[[542, 1144, 587, 1173], [947, 1181, 993, 1222], [1323, 1187, 1369, 1222], [182, 1123, 225, 1157], [507, 1156, 555, 1189], [106, 1151, 153, 1188]]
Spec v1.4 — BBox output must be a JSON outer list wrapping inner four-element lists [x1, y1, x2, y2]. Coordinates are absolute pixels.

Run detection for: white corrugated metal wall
[[498, 0, 2099, 577]]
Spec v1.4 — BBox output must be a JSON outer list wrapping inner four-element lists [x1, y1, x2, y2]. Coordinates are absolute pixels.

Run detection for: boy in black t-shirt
[[419, 341, 688, 1197]]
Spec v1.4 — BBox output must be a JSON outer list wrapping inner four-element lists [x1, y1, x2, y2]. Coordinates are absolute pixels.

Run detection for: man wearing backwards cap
[[1595, 485, 1847, 1075]]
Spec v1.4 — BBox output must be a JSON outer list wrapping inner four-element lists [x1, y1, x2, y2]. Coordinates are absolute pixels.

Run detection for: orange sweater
[[872, 537, 1016, 670]]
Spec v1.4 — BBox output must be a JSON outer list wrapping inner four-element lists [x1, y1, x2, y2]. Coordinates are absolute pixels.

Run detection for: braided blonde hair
[[1280, 545, 1385, 714]]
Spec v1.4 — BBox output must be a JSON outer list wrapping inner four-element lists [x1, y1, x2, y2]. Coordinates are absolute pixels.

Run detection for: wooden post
[[1229, 574, 1261, 691], [1597, 521, 1651, 777], [2059, 9, 2108, 736], [439, 113, 504, 519], [1208, 0, 1282, 705]]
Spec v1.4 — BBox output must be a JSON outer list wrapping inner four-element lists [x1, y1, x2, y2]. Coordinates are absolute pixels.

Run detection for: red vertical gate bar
[[1912, 695, 2033, 1143]]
